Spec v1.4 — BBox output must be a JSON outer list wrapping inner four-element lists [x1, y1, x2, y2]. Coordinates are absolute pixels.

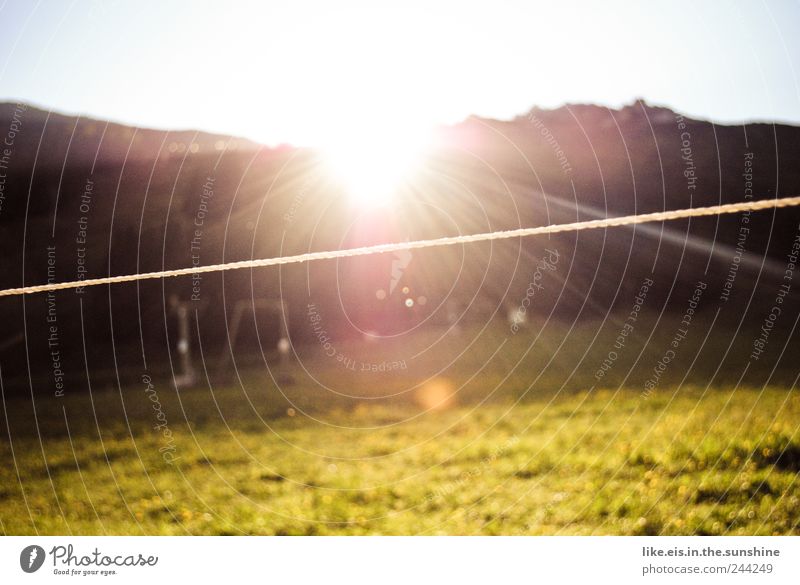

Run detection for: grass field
[[1, 319, 799, 535]]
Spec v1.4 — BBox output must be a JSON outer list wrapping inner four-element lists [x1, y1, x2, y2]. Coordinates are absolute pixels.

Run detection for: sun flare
[[322, 125, 431, 206]]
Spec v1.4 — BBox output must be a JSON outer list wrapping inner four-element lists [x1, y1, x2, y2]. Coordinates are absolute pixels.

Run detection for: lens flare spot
[[414, 378, 455, 411]]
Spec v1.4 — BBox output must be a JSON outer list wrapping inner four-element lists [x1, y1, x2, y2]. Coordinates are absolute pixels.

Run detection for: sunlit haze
[[1, 0, 799, 149]]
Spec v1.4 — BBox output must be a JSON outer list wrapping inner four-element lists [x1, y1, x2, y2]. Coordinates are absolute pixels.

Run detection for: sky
[[0, 0, 798, 146]]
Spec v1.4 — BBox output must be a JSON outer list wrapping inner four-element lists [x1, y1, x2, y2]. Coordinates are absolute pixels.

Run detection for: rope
[[2, 195, 799, 298]]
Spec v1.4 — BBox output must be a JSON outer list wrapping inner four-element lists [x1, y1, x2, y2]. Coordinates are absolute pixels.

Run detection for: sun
[[322, 124, 431, 206]]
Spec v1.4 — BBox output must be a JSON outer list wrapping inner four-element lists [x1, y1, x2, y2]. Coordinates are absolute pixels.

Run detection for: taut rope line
[[2, 196, 799, 298]]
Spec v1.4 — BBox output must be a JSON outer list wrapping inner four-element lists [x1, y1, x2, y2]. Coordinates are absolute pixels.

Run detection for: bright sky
[[0, 0, 798, 146]]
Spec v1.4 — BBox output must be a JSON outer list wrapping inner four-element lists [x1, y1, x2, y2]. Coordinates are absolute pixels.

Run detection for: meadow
[[1, 317, 798, 535]]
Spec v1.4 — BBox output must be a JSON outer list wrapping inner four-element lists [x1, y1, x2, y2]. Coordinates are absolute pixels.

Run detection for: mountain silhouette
[[0, 100, 798, 391]]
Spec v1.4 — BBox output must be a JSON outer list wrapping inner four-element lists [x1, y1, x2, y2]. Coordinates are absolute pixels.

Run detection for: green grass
[[1, 320, 799, 535], [2, 387, 798, 535]]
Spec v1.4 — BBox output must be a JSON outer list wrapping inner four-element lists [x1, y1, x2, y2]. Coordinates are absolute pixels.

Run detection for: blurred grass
[[0, 318, 798, 535]]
